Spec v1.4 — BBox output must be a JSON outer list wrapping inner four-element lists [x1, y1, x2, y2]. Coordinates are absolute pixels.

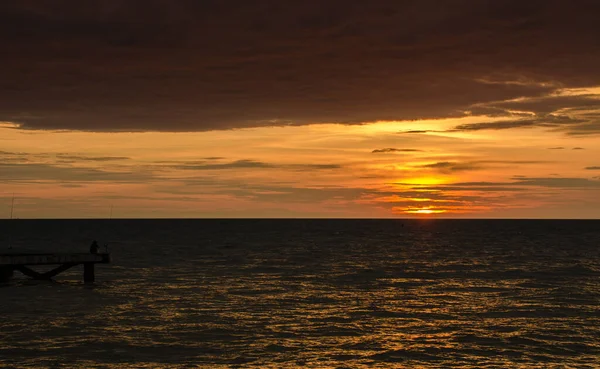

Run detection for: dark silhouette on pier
[[90, 240, 99, 254]]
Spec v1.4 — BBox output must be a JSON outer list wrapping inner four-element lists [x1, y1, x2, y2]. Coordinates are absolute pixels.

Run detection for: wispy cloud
[[0, 163, 152, 183], [164, 159, 342, 171], [170, 159, 273, 170], [413, 160, 551, 173], [416, 161, 481, 172], [452, 115, 585, 132], [1, 150, 130, 164], [399, 130, 441, 134], [372, 148, 423, 153], [55, 154, 130, 161], [457, 89, 600, 135]]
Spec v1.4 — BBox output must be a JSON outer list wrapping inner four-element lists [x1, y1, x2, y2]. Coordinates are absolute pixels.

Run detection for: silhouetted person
[[90, 240, 99, 254]]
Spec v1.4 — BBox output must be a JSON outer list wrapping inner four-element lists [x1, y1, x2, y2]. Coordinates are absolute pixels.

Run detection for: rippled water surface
[[1, 219, 599, 368]]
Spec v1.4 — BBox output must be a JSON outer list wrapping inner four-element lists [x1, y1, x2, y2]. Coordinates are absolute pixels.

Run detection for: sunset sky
[[1, 0, 600, 218]]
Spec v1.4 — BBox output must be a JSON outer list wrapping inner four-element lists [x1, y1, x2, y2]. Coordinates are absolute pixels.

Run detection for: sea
[[0, 219, 599, 368]]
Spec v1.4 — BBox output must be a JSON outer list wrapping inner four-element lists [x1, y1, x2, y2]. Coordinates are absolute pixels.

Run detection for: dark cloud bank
[[1, 0, 600, 132]]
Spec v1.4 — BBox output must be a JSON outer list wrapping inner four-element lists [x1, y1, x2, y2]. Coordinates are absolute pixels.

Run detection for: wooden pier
[[0, 253, 110, 283]]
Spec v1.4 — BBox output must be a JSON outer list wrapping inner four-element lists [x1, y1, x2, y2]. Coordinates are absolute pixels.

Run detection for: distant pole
[[10, 193, 15, 220], [8, 193, 15, 249], [106, 204, 114, 252]]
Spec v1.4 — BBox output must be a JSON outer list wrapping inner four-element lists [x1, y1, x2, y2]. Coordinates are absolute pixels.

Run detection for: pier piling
[[83, 263, 95, 283], [0, 253, 110, 282]]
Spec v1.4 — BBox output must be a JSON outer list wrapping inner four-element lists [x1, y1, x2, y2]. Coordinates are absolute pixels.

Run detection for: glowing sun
[[405, 208, 447, 215]]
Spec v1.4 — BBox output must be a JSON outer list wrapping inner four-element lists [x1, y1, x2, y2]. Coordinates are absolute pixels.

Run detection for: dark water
[[1, 219, 599, 368]]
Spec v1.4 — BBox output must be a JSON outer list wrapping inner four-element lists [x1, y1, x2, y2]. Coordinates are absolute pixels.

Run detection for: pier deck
[[0, 253, 110, 282]]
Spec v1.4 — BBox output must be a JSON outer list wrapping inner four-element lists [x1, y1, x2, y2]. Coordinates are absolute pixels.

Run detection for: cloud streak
[[452, 115, 586, 132], [55, 154, 130, 161], [162, 159, 342, 171], [372, 148, 423, 153], [413, 160, 551, 173], [0, 163, 152, 183]]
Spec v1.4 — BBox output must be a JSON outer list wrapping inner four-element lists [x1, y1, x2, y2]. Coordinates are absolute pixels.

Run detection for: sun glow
[[3, 110, 600, 218], [404, 208, 447, 215], [401, 177, 450, 186]]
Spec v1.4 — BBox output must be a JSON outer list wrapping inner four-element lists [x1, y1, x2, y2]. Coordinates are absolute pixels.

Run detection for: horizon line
[[2, 217, 599, 221]]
